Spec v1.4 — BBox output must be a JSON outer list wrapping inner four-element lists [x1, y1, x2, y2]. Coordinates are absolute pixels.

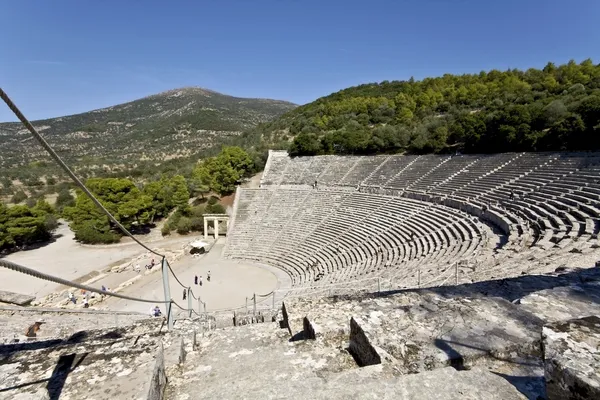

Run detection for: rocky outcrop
[[543, 316, 600, 400]]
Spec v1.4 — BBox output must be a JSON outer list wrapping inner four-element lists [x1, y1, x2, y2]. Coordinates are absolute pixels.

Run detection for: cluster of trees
[[0, 200, 58, 252], [61, 146, 253, 244], [253, 59, 600, 156], [63, 175, 190, 243], [191, 146, 255, 196]]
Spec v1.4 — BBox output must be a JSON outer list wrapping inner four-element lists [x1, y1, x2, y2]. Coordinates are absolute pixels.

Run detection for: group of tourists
[[183, 271, 212, 300], [66, 289, 95, 308]]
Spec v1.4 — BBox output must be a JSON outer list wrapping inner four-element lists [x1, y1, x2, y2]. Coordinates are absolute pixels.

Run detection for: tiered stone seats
[[280, 156, 313, 185], [339, 156, 388, 186], [246, 151, 600, 293], [408, 155, 480, 193], [260, 150, 290, 185], [387, 154, 451, 190], [362, 155, 418, 187], [226, 189, 482, 288], [318, 156, 360, 185]]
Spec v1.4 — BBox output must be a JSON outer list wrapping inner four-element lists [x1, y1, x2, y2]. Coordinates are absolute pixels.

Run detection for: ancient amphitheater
[[2, 150, 600, 399]]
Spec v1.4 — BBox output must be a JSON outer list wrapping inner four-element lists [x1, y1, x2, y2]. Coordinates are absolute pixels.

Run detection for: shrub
[[55, 189, 75, 212], [205, 203, 226, 214], [161, 224, 171, 236], [176, 217, 192, 234], [44, 214, 59, 231], [190, 217, 204, 232], [208, 196, 218, 205], [190, 205, 205, 218], [11, 190, 27, 204], [73, 223, 120, 244]]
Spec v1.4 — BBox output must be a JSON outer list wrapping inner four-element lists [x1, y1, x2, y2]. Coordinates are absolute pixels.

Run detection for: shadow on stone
[[492, 372, 546, 400], [433, 339, 466, 370], [375, 266, 600, 305], [0, 352, 87, 398], [289, 331, 306, 342], [66, 331, 88, 343], [0, 338, 64, 359], [100, 330, 123, 340], [47, 353, 88, 400]]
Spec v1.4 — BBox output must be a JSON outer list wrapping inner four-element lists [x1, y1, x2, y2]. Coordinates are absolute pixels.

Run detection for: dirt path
[[0, 222, 192, 299], [103, 240, 279, 314]]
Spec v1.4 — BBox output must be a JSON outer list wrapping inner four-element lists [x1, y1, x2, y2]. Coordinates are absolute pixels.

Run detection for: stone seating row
[[253, 151, 600, 290], [226, 189, 482, 287]]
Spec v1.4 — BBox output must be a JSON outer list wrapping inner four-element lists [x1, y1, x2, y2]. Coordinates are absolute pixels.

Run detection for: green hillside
[[0, 87, 296, 191], [249, 59, 600, 156]]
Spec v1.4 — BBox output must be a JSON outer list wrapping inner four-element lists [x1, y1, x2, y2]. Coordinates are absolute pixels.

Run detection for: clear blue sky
[[1, 0, 599, 121]]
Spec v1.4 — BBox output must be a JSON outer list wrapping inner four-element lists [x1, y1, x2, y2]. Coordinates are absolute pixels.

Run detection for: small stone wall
[[147, 342, 167, 400], [348, 317, 381, 367]]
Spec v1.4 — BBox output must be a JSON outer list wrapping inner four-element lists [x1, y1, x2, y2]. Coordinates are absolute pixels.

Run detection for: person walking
[[207, 271, 211, 282], [199, 276, 203, 286], [194, 275, 198, 285], [183, 289, 187, 301]]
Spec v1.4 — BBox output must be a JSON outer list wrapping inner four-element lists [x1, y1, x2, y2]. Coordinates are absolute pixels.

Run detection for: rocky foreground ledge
[[0, 267, 598, 399]]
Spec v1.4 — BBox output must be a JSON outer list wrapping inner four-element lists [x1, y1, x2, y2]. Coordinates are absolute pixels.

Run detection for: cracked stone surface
[[0, 306, 149, 344], [165, 321, 528, 399], [0, 318, 178, 400], [287, 292, 544, 374], [543, 316, 600, 400], [1, 266, 598, 399]]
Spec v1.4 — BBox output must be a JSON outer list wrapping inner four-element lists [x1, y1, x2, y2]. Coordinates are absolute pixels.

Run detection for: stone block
[[543, 316, 600, 400], [349, 317, 381, 367], [178, 337, 186, 365], [281, 301, 292, 337], [0, 290, 35, 306], [303, 316, 318, 340], [147, 342, 167, 400]]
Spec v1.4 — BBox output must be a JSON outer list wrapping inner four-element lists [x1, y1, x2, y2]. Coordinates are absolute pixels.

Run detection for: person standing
[[194, 275, 198, 285], [207, 271, 211, 282], [183, 289, 187, 300]]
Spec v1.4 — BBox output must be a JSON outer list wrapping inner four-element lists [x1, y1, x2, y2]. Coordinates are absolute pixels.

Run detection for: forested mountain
[[0, 87, 295, 188], [247, 59, 600, 156]]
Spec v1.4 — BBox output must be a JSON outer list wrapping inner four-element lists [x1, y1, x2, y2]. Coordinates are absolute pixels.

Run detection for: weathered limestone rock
[[0, 290, 35, 306], [0, 319, 170, 399], [0, 306, 149, 343], [287, 291, 543, 373], [147, 342, 167, 400], [543, 316, 600, 400], [166, 319, 527, 399], [519, 280, 600, 323], [349, 317, 381, 367]]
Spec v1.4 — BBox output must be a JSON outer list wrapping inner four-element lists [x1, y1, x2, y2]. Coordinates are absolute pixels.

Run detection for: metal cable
[[0, 87, 163, 258], [255, 290, 274, 297], [0, 258, 170, 304], [165, 260, 189, 290]]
